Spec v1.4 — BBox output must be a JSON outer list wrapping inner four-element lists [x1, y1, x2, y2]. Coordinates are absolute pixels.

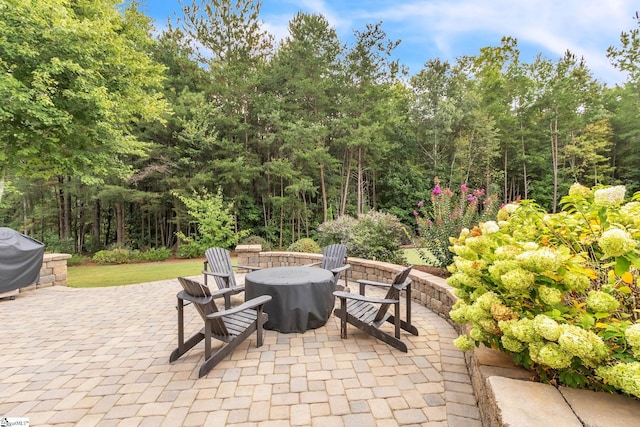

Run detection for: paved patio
[[0, 277, 482, 426]]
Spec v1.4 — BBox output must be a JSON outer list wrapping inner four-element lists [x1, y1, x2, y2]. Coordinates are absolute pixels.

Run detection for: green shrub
[[287, 238, 321, 254], [448, 184, 640, 398], [137, 247, 172, 262], [92, 248, 136, 264], [176, 242, 204, 259], [67, 254, 92, 266], [318, 210, 407, 264], [173, 188, 249, 255]]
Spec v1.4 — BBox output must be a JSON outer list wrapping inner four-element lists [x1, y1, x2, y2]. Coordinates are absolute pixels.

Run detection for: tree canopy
[[1, 0, 639, 256]]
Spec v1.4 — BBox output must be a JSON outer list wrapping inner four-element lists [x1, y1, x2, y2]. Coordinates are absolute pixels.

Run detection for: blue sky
[[139, 0, 637, 86]]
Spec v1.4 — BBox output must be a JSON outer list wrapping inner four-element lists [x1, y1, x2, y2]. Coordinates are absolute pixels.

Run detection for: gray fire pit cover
[[0, 227, 45, 293]]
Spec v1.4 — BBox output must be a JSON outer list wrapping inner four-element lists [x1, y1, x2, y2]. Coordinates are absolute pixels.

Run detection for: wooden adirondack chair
[[170, 277, 271, 378], [203, 247, 261, 308], [308, 243, 351, 291], [333, 265, 418, 352]]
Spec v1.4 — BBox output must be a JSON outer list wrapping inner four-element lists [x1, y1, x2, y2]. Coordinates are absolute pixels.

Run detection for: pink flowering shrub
[[448, 184, 640, 397], [414, 177, 498, 267]]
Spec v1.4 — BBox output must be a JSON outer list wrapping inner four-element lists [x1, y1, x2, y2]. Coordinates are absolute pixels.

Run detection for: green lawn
[[67, 259, 204, 288], [68, 249, 431, 288]]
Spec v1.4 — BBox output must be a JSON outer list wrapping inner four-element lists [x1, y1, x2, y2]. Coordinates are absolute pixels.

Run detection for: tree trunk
[[115, 202, 125, 244], [320, 165, 328, 222], [550, 113, 559, 213], [357, 145, 363, 215], [340, 149, 351, 216], [92, 199, 101, 250]]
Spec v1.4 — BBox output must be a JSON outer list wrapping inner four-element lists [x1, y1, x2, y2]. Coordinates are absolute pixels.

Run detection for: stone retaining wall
[[15, 253, 71, 293]]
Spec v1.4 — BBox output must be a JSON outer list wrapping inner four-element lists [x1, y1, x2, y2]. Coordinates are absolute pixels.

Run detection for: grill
[[0, 227, 45, 299]]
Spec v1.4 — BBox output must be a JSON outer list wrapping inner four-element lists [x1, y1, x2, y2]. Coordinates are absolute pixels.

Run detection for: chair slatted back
[[322, 243, 347, 271], [178, 277, 229, 336], [204, 247, 238, 289], [373, 265, 413, 323]]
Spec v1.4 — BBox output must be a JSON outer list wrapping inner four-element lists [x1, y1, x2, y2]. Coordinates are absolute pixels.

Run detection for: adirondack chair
[[170, 277, 271, 378], [308, 243, 351, 291], [333, 265, 418, 352], [203, 247, 261, 308]]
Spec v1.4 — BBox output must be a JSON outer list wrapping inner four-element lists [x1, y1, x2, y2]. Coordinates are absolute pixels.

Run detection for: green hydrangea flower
[[538, 286, 563, 306], [598, 228, 636, 258], [475, 291, 501, 311], [517, 247, 562, 273], [501, 268, 536, 294], [498, 319, 518, 337], [453, 334, 475, 351], [533, 314, 561, 341], [558, 324, 609, 366], [470, 326, 491, 341], [451, 244, 478, 260], [586, 290, 620, 313], [511, 318, 540, 343], [465, 236, 489, 254], [449, 304, 472, 324], [562, 271, 591, 293], [625, 323, 640, 349], [488, 260, 520, 281], [568, 183, 592, 198], [596, 362, 640, 398], [494, 245, 520, 260], [531, 343, 573, 369], [501, 335, 526, 353]]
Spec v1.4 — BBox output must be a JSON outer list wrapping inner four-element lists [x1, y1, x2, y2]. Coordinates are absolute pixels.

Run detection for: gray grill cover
[[0, 227, 45, 293]]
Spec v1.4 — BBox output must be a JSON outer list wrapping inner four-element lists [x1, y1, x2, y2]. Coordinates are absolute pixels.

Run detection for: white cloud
[[268, 0, 634, 85]]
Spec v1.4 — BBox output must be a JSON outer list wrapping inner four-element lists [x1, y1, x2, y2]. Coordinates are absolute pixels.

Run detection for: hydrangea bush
[[415, 177, 498, 267], [448, 184, 640, 398]]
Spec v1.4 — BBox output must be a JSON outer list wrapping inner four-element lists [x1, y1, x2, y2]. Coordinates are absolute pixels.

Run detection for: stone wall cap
[[43, 253, 72, 261]]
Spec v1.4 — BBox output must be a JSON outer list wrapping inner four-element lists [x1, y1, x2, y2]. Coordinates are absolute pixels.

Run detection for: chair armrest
[[393, 279, 412, 292], [178, 287, 234, 304], [333, 290, 398, 305], [330, 264, 350, 274], [206, 295, 272, 319], [234, 264, 262, 271], [202, 270, 231, 279], [303, 262, 322, 267]]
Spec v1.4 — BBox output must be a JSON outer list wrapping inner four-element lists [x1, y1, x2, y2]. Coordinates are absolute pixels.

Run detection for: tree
[[340, 22, 403, 215], [0, 0, 167, 190]]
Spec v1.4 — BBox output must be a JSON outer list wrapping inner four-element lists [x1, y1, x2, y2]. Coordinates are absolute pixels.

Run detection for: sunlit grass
[[403, 248, 435, 265], [67, 259, 204, 288]]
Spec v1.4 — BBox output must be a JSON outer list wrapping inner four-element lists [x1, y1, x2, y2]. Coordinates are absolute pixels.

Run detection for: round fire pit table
[[244, 266, 335, 333]]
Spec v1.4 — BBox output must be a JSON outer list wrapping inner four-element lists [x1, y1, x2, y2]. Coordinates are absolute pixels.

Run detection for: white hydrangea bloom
[[481, 221, 500, 235], [594, 185, 626, 206]]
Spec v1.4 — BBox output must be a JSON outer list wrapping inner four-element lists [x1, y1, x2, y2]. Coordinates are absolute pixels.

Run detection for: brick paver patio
[[0, 277, 482, 426]]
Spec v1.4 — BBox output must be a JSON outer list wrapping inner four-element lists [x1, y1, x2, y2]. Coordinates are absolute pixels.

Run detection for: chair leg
[[339, 297, 348, 339], [170, 298, 205, 363], [256, 308, 265, 347], [343, 311, 407, 352], [198, 326, 256, 378], [394, 302, 401, 339]]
